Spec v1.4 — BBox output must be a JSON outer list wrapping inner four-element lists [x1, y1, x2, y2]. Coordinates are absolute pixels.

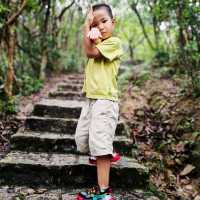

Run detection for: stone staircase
[[0, 74, 148, 189]]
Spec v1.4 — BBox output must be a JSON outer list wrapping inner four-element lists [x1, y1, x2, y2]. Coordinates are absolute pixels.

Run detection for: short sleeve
[[96, 37, 123, 61]]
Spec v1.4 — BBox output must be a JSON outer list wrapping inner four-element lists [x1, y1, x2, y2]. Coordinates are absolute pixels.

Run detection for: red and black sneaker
[[89, 152, 121, 165]]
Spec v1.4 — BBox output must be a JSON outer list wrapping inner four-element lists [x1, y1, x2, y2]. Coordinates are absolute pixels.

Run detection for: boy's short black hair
[[92, 3, 113, 19]]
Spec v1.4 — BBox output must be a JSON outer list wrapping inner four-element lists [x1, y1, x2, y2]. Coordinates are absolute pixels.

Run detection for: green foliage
[[147, 182, 166, 200], [115, 12, 155, 61], [26, 0, 39, 11], [192, 131, 200, 138], [60, 51, 82, 72], [153, 50, 170, 67], [182, 41, 200, 97], [0, 3, 10, 14], [0, 3, 9, 28], [157, 66, 176, 79], [133, 70, 152, 87], [18, 74, 43, 96], [177, 116, 194, 133], [14, 193, 26, 200], [0, 52, 8, 81], [118, 67, 132, 89], [0, 97, 16, 114]]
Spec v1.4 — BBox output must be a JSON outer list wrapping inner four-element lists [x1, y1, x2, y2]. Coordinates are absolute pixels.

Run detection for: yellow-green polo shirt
[[82, 36, 123, 101]]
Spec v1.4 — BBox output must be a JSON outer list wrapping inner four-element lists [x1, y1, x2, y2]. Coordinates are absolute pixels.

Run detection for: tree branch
[[131, 2, 155, 50], [58, 0, 75, 21], [6, 0, 27, 26]]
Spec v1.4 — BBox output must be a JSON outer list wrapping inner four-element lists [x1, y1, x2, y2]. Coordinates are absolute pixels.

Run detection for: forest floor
[[0, 67, 200, 199], [119, 64, 200, 200]]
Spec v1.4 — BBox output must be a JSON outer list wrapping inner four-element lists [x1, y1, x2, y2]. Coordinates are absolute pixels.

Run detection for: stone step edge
[[25, 116, 130, 136], [26, 116, 126, 124], [57, 83, 83, 86], [11, 130, 132, 143], [34, 99, 84, 108], [0, 151, 147, 172], [49, 91, 83, 95]]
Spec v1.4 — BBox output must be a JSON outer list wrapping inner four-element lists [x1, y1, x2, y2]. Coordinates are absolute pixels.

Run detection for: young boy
[[75, 3, 123, 200]]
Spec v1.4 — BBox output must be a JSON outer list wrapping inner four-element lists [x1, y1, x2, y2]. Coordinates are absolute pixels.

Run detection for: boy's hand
[[87, 27, 102, 44], [85, 6, 94, 26]]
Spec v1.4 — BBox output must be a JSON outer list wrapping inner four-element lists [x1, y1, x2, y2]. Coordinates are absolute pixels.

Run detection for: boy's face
[[91, 8, 115, 39]]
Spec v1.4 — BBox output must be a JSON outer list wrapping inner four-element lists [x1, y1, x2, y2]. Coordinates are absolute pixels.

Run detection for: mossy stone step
[[32, 99, 83, 118], [0, 151, 148, 188], [49, 91, 84, 101], [11, 130, 133, 156], [25, 116, 128, 136]]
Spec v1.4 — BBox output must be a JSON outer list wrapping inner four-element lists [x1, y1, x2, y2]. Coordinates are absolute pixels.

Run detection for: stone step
[[49, 91, 84, 101], [66, 74, 84, 80], [57, 84, 82, 92], [11, 130, 133, 156], [63, 79, 84, 85], [25, 116, 128, 136], [0, 185, 160, 199], [0, 151, 148, 188], [32, 99, 83, 118]]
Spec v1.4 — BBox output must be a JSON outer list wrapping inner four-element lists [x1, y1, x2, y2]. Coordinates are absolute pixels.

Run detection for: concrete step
[[57, 84, 82, 92], [25, 116, 128, 136], [49, 91, 84, 101], [11, 130, 133, 156], [32, 99, 83, 119], [0, 151, 148, 188]]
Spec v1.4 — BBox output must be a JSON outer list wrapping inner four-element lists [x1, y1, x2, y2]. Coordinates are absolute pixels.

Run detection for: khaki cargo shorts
[[75, 98, 119, 156]]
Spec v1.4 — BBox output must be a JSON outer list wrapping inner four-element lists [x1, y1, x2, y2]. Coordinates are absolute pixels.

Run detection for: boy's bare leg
[[96, 155, 111, 189]]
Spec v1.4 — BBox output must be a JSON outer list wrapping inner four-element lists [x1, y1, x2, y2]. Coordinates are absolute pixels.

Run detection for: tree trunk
[[176, 1, 186, 50], [152, 16, 160, 50], [40, 0, 50, 79], [3, 0, 27, 98], [40, 49, 48, 80], [4, 25, 16, 97], [128, 41, 134, 61], [131, 3, 155, 50]]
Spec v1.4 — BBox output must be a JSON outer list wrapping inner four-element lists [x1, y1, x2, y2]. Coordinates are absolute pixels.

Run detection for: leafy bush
[[132, 70, 152, 87], [118, 67, 132, 90], [18, 74, 43, 96], [60, 51, 82, 72], [0, 97, 16, 114], [153, 50, 170, 67]]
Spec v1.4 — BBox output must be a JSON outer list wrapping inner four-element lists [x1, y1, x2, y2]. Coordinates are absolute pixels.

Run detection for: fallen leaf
[[180, 164, 195, 176], [194, 195, 200, 200]]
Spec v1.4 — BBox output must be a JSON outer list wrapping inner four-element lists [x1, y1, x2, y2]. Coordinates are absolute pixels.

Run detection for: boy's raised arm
[[83, 8, 102, 59]]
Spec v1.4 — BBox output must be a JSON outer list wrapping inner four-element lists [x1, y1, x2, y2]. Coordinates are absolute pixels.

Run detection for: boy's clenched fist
[[87, 27, 102, 44]]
